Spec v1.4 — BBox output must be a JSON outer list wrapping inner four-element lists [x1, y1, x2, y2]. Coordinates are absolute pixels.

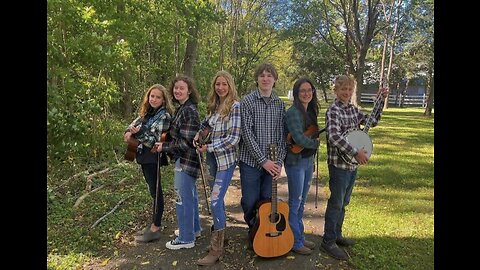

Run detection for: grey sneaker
[[135, 225, 151, 236], [320, 241, 349, 260], [135, 228, 161, 243]]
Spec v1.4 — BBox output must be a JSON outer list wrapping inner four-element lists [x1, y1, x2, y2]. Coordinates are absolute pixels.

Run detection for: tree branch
[[90, 195, 132, 229]]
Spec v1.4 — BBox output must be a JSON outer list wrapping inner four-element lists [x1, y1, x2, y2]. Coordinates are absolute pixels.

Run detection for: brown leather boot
[[196, 229, 224, 266]]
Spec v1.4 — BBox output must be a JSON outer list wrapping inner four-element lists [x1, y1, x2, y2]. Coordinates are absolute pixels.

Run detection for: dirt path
[[87, 167, 355, 270]]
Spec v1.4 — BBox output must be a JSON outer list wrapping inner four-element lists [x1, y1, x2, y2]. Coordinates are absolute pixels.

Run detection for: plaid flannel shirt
[[126, 107, 171, 148], [285, 106, 320, 165], [200, 101, 241, 171], [162, 99, 200, 178], [326, 98, 384, 171], [239, 89, 287, 169]]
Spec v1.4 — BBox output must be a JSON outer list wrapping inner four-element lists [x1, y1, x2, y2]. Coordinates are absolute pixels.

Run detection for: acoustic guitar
[[250, 144, 294, 258], [124, 137, 140, 161], [287, 125, 326, 154], [124, 131, 170, 162]]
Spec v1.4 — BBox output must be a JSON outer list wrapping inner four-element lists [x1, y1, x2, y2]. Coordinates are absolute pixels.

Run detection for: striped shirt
[[200, 101, 241, 171], [239, 89, 287, 169], [326, 98, 384, 171]]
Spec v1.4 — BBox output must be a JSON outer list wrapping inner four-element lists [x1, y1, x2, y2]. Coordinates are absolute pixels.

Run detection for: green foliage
[[48, 156, 175, 269]]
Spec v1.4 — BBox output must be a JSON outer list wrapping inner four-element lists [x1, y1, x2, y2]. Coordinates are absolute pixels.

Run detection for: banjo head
[[345, 130, 373, 158]]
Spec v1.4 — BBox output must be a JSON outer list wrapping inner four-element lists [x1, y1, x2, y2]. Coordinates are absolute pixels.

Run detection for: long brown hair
[[138, 84, 174, 117], [168, 74, 200, 105], [207, 70, 239, 118], [292, 77, 319, 126]]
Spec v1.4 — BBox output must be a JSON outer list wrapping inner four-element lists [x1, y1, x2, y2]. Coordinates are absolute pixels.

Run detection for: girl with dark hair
[[155, 75, 202, 250], [285, 77, 320, 255]]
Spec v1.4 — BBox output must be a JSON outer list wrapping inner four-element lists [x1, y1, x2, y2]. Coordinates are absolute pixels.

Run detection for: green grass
[[316, 106, 434, 270]]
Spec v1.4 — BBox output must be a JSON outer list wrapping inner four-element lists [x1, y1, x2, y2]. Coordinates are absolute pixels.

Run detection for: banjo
[[338, 92, 385, 166]]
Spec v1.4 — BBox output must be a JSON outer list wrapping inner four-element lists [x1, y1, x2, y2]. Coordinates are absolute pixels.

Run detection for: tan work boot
[[196, 229, 224, 266]]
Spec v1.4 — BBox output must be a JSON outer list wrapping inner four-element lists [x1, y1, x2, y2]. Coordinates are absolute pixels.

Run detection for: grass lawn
[[316, 106, 434, 269]]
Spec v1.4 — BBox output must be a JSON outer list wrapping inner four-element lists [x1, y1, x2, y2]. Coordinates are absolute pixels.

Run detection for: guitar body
[[250, 143, 294, 258], [252, 199, 294, 258], [124, 131, 170, 162], [124, 137, 140, 161]]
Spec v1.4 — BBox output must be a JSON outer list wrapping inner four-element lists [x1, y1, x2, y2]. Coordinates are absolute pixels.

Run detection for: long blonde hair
[[207, 70, 239, 118], [139, 84, 174, 117]]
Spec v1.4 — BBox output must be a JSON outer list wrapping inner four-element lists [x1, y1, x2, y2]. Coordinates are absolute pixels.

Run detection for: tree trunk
[[183, 21, 199, 78], [424, 71, 434, 116]]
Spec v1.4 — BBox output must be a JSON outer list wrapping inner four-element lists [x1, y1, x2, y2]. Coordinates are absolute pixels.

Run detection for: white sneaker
[[165, 238, 195, 250], [174, 229, 201, 238]]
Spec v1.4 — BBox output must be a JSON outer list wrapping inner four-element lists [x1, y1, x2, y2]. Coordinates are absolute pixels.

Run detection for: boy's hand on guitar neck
[[262, 160, 282, 180]]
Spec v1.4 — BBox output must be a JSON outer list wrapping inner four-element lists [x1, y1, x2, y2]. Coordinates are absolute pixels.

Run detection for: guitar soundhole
[[265, 212, 287, 237]]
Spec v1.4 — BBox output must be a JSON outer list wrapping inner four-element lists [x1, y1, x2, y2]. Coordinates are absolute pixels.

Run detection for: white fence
[[360, 93, 432, 107]]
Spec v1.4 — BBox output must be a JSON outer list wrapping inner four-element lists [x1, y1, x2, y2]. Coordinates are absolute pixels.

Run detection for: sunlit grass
[[320, 106, 434, 270]]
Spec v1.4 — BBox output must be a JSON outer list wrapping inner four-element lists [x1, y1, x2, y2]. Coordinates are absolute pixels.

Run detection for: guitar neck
[[271, 180, 277, 222], [268, 143, 278, 222]]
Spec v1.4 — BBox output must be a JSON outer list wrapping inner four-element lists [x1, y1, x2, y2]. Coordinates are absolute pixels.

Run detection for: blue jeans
[[285, 156, 314, 250], [174, 159, 201, 243], [206, 152, 235, 230], [323, 164, 357, 243], [239, 161, 272, 229]]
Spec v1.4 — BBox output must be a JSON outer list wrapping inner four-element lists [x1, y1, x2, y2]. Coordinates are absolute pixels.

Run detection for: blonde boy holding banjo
[[321, 75, 388, 260]]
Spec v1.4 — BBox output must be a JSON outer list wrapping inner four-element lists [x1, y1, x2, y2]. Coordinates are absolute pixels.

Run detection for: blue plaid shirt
[[200, 101, 241, 171], [126, 107, 171, 148], [239, 89, 287, 169]]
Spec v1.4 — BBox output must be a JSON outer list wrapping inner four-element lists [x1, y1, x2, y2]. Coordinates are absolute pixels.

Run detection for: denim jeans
[[141, 163, 164, 227], [323, 164, 357, 243], [206, 152, 235, 230], [239, 161, 273, 228], [174, 159, 200, 243], [285, 156, 314, 250]]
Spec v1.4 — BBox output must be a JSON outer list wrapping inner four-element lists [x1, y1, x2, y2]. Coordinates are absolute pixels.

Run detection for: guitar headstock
[[268, 143, 277, 162]]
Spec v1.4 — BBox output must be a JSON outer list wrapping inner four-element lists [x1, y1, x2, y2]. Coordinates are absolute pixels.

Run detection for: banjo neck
[[362, 93, 384, 134]]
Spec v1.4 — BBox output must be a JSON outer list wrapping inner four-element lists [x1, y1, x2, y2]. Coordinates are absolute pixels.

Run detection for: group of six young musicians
[[124, 63, 388, 265]]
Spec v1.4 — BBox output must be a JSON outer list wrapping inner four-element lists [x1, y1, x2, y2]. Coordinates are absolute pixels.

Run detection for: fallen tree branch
[[73, 177, 130, 209], [90, 195, 132, 229], [85, 168, 116, 191], [74, 184, 106, 208]]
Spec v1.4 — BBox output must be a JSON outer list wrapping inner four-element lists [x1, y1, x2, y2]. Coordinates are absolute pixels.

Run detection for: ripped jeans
[[206, 152, 235, 231], [173, 159, 201, 243]]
